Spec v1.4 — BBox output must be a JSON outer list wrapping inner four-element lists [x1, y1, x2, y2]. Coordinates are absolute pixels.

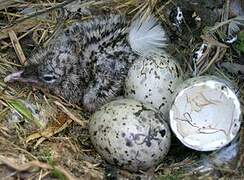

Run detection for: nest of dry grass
[[0, 0, 243, 179]]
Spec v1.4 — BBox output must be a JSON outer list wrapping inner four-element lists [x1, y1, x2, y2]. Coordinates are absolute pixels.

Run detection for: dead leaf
[[26, 112, 72, 147]]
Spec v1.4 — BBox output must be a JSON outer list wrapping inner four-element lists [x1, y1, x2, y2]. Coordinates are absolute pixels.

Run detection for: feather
[[128, 14, 168, 56]]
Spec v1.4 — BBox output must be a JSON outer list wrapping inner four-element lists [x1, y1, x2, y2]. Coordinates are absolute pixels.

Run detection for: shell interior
[[170, 79, 241, 151]]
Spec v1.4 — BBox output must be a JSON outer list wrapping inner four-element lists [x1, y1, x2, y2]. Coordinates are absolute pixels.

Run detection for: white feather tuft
[[128, 14, 168, 56]]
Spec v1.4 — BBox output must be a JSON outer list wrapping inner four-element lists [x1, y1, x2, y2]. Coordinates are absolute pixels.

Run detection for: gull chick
[[5, 14, 167, 112]]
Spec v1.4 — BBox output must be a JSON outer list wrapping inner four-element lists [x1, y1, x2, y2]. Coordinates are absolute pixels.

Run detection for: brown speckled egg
[[125, 54, 183, 116], [89, 99, 171, 172]]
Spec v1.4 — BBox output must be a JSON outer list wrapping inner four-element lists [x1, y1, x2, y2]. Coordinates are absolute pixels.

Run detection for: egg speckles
[[125, 54, 183, 116], [89, 99, 171, 172]]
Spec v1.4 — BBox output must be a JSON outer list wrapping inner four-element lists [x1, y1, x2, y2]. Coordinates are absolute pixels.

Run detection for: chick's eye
[[42, 74, 56, 83]]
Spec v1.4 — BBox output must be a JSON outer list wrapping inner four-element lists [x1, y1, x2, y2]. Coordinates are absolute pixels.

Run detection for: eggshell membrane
[[170, 76, 241, 151]]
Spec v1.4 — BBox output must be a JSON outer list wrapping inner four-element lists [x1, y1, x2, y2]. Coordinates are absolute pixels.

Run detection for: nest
[[0, 0, 243, 179]]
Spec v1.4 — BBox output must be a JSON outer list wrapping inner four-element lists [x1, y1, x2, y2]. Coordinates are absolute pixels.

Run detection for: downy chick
[[5, 14, 167, 112]]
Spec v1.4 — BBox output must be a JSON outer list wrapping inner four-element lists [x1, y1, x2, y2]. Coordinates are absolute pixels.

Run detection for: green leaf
[[6, 99, 44, 128]]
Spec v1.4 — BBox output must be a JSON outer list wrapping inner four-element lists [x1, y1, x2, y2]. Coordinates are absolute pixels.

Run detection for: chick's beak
[[4, 70, 24, 82], [4, 70, 38, 84]]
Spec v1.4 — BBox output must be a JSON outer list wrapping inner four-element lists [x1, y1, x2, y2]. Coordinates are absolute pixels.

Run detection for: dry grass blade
[[192, 35, 229, 75], [207, 16, 244, 34], [0, 125, 11, 138], [6, 0, 77, 28], [54, 101, 87, 127], [0, 136, 38, 160], [8, 30, 27, 65], [0, 0, 19, 11], [200, 35, 229, 48], [0, 155, 77, 180], [199, 47, 227, 75], [0, 20, 41, 41], [83, 161, 104, 179], [1, 24, 40, 50]]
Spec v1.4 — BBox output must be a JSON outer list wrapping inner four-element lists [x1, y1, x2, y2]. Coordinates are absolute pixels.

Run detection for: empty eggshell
[[89, 99, 171, 172], [169, 76, 242, 151], [125, 54, 183, 116]]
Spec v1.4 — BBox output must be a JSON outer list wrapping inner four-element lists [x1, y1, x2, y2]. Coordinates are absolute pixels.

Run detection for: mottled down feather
[[5, 14, 168, 112]]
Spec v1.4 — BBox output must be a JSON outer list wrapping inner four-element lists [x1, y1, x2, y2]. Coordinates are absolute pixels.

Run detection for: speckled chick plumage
[[5, 14, 167, 112]]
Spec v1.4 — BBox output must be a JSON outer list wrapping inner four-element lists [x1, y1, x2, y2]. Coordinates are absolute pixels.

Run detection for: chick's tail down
[[128, 14, 168, 56]]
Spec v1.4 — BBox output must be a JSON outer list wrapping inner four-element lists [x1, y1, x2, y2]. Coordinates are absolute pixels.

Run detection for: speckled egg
[[125, 54, 183, 116], [89, 99, 171, 172]]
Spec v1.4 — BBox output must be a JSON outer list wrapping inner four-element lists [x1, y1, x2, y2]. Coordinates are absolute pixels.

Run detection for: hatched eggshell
[[125, 54, 183, 116], [170, 76, 242, 151], [89, 99, 171, 172]]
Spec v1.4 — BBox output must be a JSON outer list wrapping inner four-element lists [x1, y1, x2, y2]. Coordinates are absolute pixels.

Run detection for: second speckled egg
[[89, 99, 171, 172], [125, 54, 183, 116]]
